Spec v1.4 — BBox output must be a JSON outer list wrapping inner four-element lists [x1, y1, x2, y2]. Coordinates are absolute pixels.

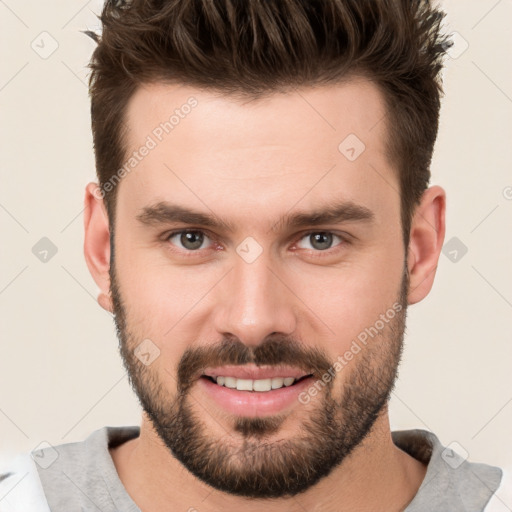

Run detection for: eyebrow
[[135, 199, 375, 233]]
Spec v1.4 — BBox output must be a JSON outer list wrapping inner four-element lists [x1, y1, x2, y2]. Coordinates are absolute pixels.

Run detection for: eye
[[296, 231, 345, 251], [166, 230, 213, 251]]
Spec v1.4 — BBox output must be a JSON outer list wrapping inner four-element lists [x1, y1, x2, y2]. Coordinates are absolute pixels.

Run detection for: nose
[[212, 253, 298, 347]]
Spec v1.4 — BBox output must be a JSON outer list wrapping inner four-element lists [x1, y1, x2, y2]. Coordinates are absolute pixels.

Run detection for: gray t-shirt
[[0, 426, 504, 511]]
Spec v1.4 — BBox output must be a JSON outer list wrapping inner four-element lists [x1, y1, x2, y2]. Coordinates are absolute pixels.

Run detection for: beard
[[109, 255, 409, 499]]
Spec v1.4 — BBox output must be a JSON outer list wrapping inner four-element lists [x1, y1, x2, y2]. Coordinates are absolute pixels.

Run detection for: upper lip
[[201, 364, 312, 381]]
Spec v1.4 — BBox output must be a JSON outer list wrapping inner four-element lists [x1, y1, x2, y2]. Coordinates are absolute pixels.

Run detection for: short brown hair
[[86, 0, 451, 249]]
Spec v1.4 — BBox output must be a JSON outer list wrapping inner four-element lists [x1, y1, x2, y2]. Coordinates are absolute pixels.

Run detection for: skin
[[84, 79, 445, 511]]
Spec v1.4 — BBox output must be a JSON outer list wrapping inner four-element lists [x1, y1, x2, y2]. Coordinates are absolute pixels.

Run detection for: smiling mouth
[[200, 374, 313, 392]]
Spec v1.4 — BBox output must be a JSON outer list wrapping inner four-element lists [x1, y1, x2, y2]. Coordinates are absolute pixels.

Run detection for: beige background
[[1, 0, 511, 471]]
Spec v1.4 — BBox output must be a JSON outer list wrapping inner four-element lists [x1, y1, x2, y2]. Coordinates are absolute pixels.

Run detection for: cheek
[[289, 249, 404, 356], [114, 245, 223, 350]]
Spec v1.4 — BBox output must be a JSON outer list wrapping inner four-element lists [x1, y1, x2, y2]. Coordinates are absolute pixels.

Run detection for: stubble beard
[[110, 257, 409, 498]]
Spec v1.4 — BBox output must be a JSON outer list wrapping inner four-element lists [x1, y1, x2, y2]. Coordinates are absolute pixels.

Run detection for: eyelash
[[162, 229, 350, 258]]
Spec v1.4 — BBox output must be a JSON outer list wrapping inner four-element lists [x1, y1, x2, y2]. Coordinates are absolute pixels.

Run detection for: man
[[0, 0, 509, 511]]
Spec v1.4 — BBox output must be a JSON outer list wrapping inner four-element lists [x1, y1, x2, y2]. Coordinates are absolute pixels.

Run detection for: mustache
[[177, 334, 333, 394]]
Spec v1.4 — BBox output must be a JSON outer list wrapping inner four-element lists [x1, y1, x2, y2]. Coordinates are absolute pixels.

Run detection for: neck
[[110, 409, 427, 512]]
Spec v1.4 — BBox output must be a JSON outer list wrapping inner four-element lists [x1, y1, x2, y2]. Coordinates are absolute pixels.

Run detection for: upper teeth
[[214, 376, 296, 392]]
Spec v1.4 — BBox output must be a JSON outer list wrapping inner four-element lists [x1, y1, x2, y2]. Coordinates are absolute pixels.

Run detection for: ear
[[406, 185, 446, 305], [84, 182, 113, 313]]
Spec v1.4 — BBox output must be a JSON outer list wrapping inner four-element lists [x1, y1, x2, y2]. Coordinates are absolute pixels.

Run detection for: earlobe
[[406, 185, 446, 305], [83, 182, 113, 313]]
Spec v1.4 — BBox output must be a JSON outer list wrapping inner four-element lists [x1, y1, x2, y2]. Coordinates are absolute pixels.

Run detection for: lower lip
[[198, 376, 314, 417]]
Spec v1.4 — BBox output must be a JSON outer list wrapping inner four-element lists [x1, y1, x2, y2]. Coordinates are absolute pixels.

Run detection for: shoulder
[[1, 425, 140, 512], [0, 453, 50, 512], [484, 465, 512, 512], [393, 429, 508, 512]]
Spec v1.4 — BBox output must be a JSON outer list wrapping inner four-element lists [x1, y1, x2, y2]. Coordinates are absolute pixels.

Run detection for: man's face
[[109, 80, 408, 498]]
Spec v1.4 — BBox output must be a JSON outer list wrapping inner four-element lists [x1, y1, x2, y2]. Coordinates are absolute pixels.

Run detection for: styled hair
[[86, 0, 451, 249]]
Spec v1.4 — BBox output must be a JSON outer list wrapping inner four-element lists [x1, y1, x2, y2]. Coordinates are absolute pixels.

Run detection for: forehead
[[123, 79, 389, 155], [117, 79, 396, 229]]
